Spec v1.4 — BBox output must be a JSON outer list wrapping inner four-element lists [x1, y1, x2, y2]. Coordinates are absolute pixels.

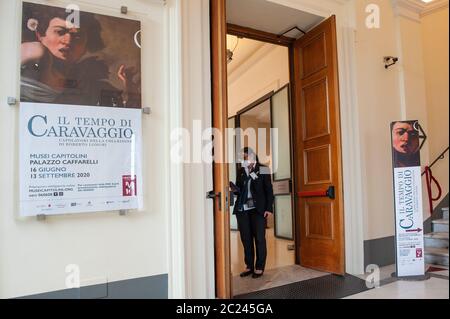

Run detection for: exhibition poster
[[19, 2, 143, 216]]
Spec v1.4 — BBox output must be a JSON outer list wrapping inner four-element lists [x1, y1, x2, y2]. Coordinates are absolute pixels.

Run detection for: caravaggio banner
[[391, 120, 425, 277]]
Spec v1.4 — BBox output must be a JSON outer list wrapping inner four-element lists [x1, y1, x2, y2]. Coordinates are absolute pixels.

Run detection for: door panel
[[271, 86, 294, 240], [302, 33, 327, 78], [302, 78, 330, 140], [305, 200, 334, 240], [272, 87, 292, 181], [304, 145, 331, 185], [292, 15, 345, 275], [274, 195, 294, 239], [228, 117, 238, 231]]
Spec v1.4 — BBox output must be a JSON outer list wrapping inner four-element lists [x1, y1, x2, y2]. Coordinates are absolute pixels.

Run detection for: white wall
[[422, 7, 449, 198], [228, 44, 290, 116], [0, 0, 169, 298]]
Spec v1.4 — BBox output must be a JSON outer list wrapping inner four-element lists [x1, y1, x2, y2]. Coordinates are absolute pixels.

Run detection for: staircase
[[424, 207, 449, 268]]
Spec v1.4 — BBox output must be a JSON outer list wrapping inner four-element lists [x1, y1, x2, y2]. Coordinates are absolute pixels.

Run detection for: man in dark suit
[[232, 147, 274, 278]]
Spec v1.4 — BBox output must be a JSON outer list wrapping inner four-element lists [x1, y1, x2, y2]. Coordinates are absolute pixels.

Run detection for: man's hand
[[264, 211, 273, 219]]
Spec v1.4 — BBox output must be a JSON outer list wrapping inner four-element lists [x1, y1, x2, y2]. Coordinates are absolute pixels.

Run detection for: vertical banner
[[19, 2, 143, 216], [391, 120, 425, 277]]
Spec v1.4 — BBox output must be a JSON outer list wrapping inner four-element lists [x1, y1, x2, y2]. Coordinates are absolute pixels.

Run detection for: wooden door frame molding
[[227, 23, 295, 47]]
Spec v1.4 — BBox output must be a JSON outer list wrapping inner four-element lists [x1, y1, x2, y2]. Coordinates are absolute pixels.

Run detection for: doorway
[[211, 0, 346, 299]]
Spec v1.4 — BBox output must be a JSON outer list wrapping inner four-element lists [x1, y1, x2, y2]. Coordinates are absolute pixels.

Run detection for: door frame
[[167, 0, 364, 299]]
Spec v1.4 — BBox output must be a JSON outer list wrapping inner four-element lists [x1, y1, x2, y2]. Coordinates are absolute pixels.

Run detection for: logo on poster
[[416, 248, 423, 258], [123, 175, 137, 197]]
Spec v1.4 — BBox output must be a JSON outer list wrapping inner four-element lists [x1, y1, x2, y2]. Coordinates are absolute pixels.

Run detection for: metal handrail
[[422, 147, 449, 176]]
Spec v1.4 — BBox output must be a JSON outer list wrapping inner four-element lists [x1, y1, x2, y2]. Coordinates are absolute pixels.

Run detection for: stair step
[[443, 207, 449, 221], [433, 219, 449, 224], [432, 219, 449, 233], [426, 247, 449, 257], [425, 247, 449, 267], [424, 232, 449, 248], [425, 232, 449, 239]]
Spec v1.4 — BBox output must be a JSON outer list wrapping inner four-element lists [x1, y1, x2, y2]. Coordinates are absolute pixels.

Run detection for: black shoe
[[252, 271, 264, 278], [240, 270, 253, 277]]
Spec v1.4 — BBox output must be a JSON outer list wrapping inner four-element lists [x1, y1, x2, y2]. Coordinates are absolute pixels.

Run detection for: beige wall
[[354, 0, 448, 240], [355, 0, 402, 240], [422, 8, 449, 197]]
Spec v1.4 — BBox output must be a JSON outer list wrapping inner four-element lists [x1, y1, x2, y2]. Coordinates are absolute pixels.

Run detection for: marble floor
[[345, 277, 449, 299], [230, 225, 333, 296], [355, 264, 397, 283], [233, 262, 449, 298], [232, 264, 329, 296], [356, 264, 449, 282], [348, 264, 449, 299]]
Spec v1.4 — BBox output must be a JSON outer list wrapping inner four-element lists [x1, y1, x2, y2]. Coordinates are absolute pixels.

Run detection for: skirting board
[[17, 274, 168, 299]]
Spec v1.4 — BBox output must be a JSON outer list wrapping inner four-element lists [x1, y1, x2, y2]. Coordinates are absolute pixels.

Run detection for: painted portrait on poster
[[391, 120, 421, 168], [21, 1, 142, 108]]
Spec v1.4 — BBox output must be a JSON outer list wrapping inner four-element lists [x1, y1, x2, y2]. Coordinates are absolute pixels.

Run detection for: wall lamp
[[384, 56, 399, 69], [227, 36, 242, 64]]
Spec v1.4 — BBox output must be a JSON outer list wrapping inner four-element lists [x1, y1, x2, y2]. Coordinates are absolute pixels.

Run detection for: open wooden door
[[292, 16, 345, 275], [210, 0, 232, 298]]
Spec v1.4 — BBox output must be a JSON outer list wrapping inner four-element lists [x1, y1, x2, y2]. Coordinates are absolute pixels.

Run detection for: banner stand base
[[391, 272, 431, 281]]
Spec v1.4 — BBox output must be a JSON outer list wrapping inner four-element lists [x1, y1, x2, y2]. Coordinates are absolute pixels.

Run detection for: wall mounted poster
[[19, 2, 143, 216], [391, 120, 425, 277]]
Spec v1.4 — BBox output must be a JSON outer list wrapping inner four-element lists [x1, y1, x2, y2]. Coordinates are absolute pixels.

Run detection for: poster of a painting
[[19, 2, 143, 216], [391, 120, 425, 277]]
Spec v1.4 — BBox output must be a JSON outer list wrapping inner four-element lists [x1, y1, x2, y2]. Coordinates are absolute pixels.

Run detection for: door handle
[[206, 191, 222, 210], [298, 186, 335, 200], [206, 190, 220, 199]]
